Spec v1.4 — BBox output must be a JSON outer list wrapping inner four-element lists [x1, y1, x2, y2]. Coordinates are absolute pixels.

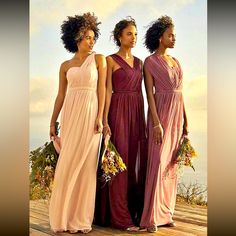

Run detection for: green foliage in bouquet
[[100, 138, 126, 183], [29, 122, 60, 200], [175, 135, 197, 172]]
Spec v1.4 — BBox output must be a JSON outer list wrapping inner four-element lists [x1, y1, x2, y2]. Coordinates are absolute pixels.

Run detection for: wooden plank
[[30, 209, 49, 221], [173, 215, 207, 227], [30, 224, 56, 236], [30, 216, 49, 227], [176, 202, 207, 211], [162, 221, 207, 235], [30, 228, 52, 236], [30, 200, 207, 236], [175, 208, 207, 218], [30, 200, 49, 211], [174, 210, 207, 222], [30, 223, 207, 236]]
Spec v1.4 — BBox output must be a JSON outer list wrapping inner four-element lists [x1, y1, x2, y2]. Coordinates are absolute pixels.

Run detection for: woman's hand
[[183, 122, 189, 136], [103, 124, 112, 137], [183, 103, 189, 136], [49, 124, 57, 140], [94, 117, 103, 134], [153, 123, 164, 145]]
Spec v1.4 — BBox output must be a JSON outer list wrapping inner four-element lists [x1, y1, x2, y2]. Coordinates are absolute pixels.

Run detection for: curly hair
[[112, 16, 136, 47], [144, 15, 174, 53], [60, 12, 101, 53]]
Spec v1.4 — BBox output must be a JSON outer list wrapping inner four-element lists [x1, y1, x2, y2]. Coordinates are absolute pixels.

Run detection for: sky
[[30, 0, 207, 186]]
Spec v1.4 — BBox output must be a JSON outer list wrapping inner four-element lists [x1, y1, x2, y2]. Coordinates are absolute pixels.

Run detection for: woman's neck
[[74, 50, 91, 60], [117, 47, 132, 59], [155, 45, 168, 56]]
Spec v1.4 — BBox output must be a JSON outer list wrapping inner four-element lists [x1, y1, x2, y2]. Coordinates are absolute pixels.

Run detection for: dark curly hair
[[112, 16, 136, 47], [144, 15, 174, 53], [60, 12, 101, 53]]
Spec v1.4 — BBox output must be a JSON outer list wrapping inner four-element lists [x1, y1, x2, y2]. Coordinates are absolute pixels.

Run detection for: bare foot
[[139, 226, 147, 231], [164, 222, 176, 227], [80, 229, 92, 234], [147, 225, 158, 233], [126, 226, 139, 232], [68, 229, 78, 234]]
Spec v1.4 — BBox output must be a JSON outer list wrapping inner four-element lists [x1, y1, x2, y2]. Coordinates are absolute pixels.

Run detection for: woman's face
[[119, 24, 137, 48], [160, 26, 176, 48], [78, 30, 95, 52]]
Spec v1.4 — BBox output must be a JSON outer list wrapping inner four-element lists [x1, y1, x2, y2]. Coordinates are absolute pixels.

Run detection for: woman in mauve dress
[[140, 15, 189, 233], [94, 16, 147, 232], [49, 13, 106, 234]]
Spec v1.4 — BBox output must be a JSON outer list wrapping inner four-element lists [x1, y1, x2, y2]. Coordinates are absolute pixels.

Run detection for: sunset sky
[[30, 0, 207, 185]]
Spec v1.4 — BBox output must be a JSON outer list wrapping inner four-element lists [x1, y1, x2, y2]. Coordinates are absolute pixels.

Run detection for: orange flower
[[100, 135, 127, 183], [175, 135, 197, 172]]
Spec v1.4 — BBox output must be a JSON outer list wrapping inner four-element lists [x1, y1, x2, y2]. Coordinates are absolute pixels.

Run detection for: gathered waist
[[113, 90, 141, 95], [68, 86, 96, 92], [155, 89, 182, 94]]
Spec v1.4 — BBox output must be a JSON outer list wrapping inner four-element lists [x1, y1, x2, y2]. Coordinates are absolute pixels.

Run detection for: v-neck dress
[[95, 54, 147, 229], [140, 53, 184, 227]]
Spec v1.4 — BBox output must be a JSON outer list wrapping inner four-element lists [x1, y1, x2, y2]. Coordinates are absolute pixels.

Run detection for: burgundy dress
[[94, 54, 147, 229]]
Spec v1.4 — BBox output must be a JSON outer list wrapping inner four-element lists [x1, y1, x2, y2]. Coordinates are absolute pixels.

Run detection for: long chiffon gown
[[49, 52, 101, 232], [94, 54, 147, 229], [140, 53, 184, 227]]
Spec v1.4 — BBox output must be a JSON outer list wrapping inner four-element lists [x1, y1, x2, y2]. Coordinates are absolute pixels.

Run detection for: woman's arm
[[49, 62, 68, 138], [143, 65, 161, 126], [183, 101, 189, 135], [143, 63, 163, 145], [102, 56, 113, 136], [95, 54, 107, 133]]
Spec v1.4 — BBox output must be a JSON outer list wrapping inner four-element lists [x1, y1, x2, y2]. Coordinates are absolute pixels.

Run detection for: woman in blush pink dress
[[49, 13, 106, 234], [140, 16, 189, 233]]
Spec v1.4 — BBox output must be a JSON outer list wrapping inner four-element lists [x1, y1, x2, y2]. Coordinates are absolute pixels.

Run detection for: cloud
[[183, 75, 207, 110], [30, 77, 58, 150], [30, 0, 196, 37], [123, 0, 196, 22], [187, 108, 207, 133], [182, 75, 207, 133], [30, 0, 126, 36], [30, 77, 58, 117]]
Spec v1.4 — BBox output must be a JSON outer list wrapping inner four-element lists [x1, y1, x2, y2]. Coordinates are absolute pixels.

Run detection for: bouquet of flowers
[[100, 135, 127, 183], [29, 122, 60, 200], [174, 135, 197, 173]]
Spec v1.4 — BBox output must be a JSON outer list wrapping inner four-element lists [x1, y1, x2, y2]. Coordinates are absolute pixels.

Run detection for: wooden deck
[[30, 200, 207, 236]]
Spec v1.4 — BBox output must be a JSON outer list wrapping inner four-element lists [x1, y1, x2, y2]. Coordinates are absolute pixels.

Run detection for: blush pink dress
[[49, 52, 101, 232]]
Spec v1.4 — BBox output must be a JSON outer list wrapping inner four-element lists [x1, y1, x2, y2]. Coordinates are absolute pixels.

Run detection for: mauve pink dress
[[140, 53, 184, 227]]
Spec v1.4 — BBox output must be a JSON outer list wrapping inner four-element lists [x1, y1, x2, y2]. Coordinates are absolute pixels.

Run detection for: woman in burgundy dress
[[140, 16, 189, 233], [94, 17, 147, 231]]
